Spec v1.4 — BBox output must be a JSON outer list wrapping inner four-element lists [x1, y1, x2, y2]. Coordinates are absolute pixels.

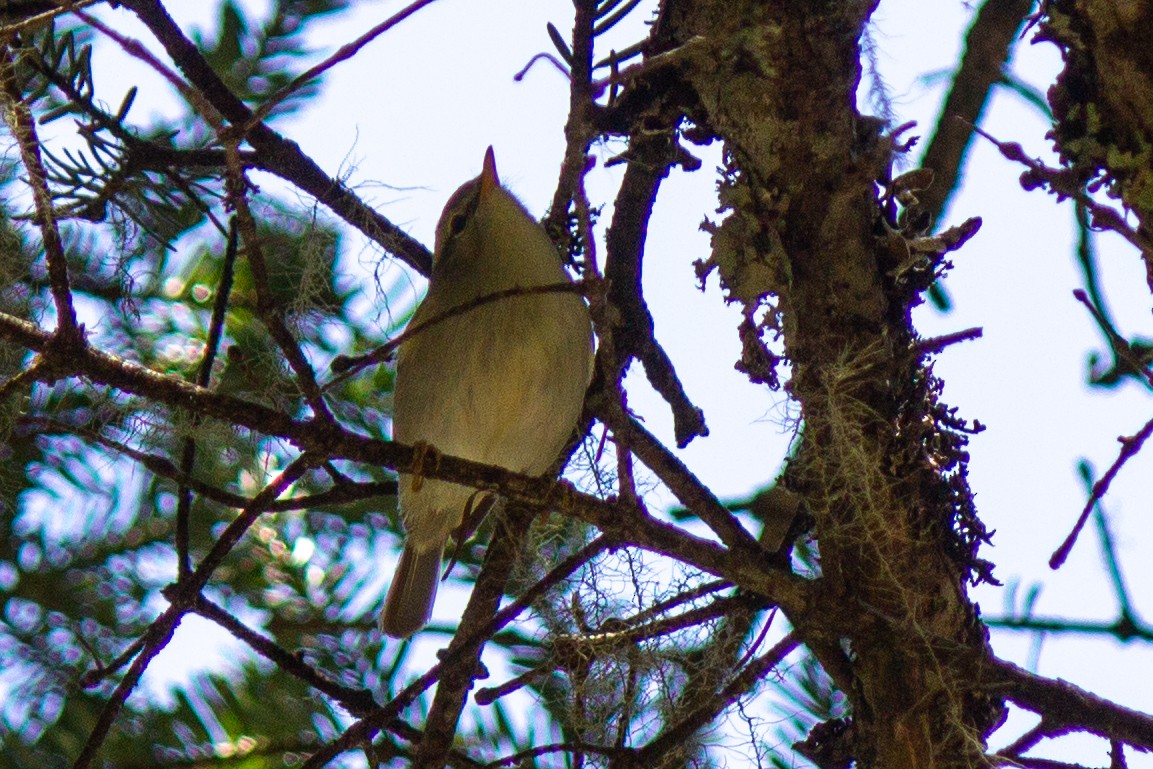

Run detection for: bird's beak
[[479, 146, 500, 202]]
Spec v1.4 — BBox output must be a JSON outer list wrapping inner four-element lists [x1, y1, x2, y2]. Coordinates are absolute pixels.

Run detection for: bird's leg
[[408, 440, 441, 492], [443, 492, 498, 578]]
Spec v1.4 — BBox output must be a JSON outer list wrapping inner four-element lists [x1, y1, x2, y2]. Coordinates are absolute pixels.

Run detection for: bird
[[380, 147, 593, 638]]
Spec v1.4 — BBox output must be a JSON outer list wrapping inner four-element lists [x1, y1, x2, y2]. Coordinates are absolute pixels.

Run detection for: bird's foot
[[443, 492, 498, 578], [408, 441, 441, 492]]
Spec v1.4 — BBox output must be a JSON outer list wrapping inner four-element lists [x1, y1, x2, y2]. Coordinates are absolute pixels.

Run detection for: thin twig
[[1051, 414, 1153, 569], [622, 414, 761, 555], [484, 741, 626, 768], [557, 593, 764, 654], [176, 220, 239, 578], [74, 9, 225, 131], [984, 614, 1153, 641], [78, 634, 147, 688], [192, 595, 377, 715], [971, 123, 1153, 267], [593, 0, 644, 36], [22, 415, 396, 512], [993, 720, 1049, 758], [179, 454, 320, 587], [1073, 288, 1153, 387], [513, 51, 570, 81], [477, 591, 763, 706], [0, 43, 79, 340], [248, 0, 441, 125], [0, 0, 103, 36], [71, 603, 187, 769], [622, 579, 728, 628], [630, 633, 799, 764], [328, 281, 586, 382], [221, 140, 333, 422], [0, 361, 44, 402], [121, 0, 433, 274], [1082, 462, 1139, 632], [72, 455, 315, 769], [915, 326, 983, 355]]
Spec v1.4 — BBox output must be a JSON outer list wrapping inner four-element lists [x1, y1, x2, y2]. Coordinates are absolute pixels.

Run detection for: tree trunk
[[670, 1, 1003, 764]]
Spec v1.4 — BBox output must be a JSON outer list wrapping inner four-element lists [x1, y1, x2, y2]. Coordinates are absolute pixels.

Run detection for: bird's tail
[[380, 542, 445, 638]]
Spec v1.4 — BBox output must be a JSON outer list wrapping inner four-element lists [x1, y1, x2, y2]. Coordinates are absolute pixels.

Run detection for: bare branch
[[120, 0, 434, 275], [72, 454, 317, 769], [0, 43, 79, 340]]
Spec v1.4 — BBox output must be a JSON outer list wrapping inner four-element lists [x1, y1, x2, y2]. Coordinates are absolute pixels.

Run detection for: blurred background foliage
[[0, 3, 410, 766], [0, 4, 652, 766]]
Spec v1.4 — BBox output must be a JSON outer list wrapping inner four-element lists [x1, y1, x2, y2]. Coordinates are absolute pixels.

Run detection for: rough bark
[[669, 1, 1001, 765], [1040, 0, 1153, 290]]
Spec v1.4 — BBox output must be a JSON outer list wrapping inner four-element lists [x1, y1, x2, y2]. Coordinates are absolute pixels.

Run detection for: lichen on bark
[[671, 0, 1002, 764], [1040, 0, 1153, 243]]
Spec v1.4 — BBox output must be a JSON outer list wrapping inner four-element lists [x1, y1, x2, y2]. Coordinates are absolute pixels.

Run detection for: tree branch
[[0, 42, 79, 341], [72, 454, 315, 769], [918, 0, 1038, 227], [119, 0, 434, 275], [414, 505, 536, 768], [992, 657, 1153, 751], [192, 595, 378, 716]]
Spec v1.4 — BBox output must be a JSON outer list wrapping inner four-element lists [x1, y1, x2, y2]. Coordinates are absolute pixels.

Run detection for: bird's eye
[[449, 211, 468, 236]]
